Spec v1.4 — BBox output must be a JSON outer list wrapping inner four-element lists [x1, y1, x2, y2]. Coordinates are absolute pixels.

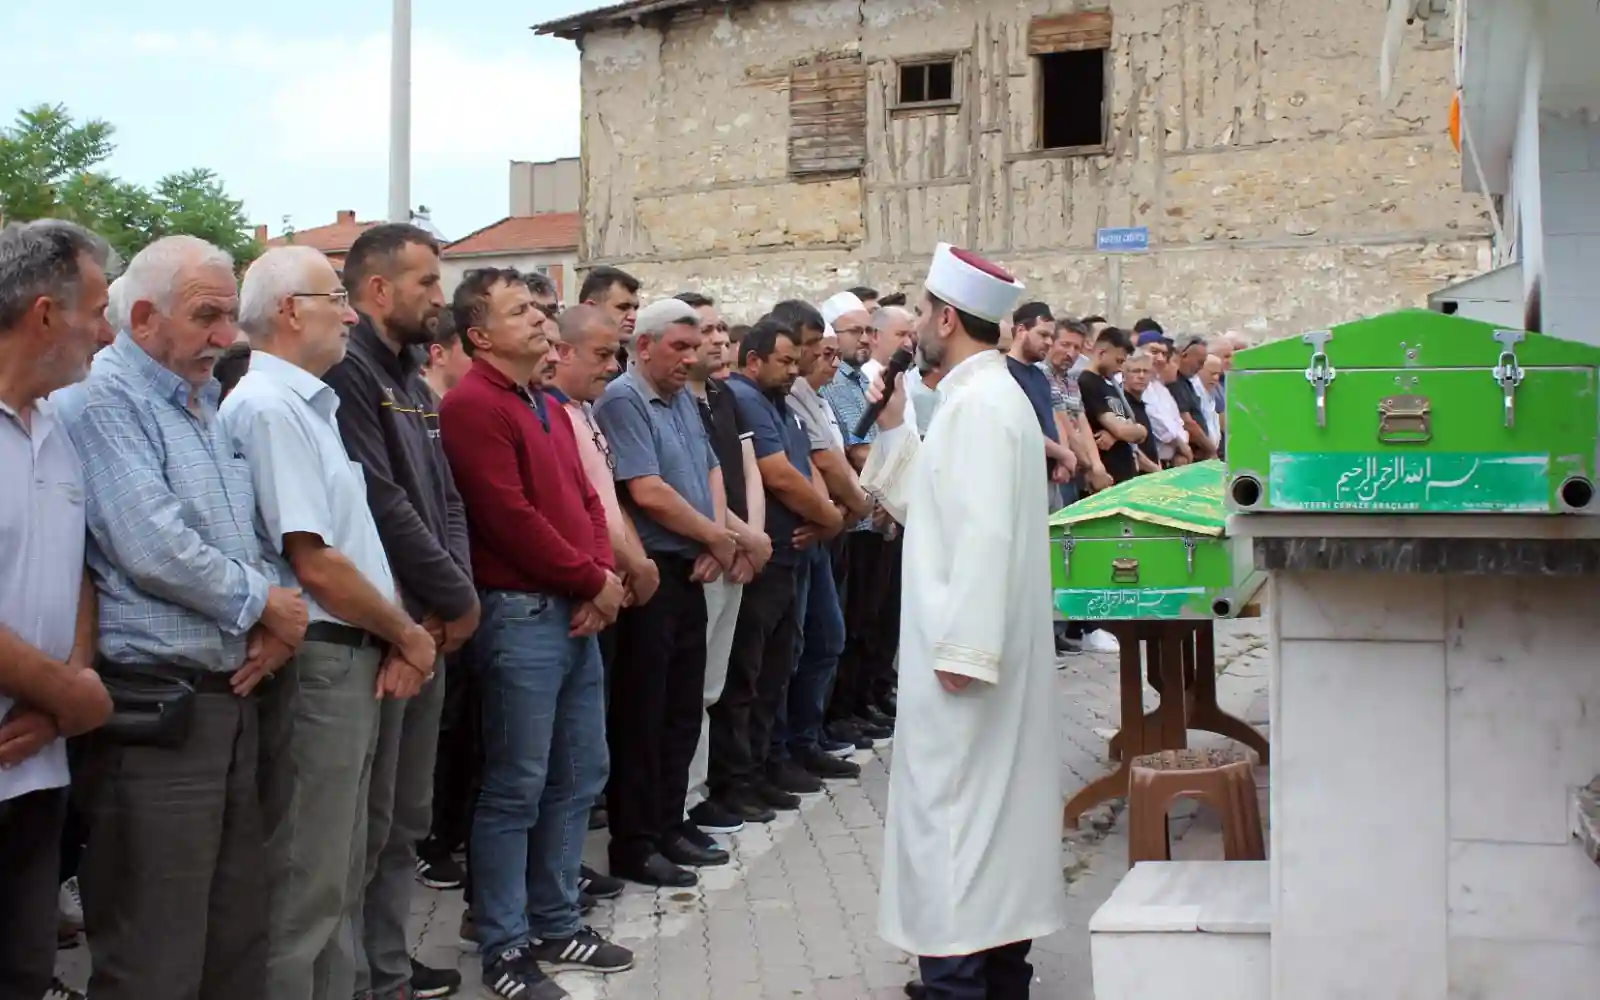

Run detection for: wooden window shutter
[[788, 54, 867, 178], [1028, 10, 1112, 55]]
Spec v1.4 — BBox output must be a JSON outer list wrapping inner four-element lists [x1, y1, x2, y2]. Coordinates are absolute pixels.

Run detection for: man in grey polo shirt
[[594, 298, 742, 888], [0, 219, 116, 1000], [223, 246, 439, 1000], [57, 235, 311, 1000]]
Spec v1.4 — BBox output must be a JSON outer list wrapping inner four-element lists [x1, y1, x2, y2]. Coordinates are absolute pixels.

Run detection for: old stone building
[[537, 0, 1489, 338]]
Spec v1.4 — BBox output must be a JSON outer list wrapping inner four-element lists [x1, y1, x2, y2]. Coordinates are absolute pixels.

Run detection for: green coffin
[[1048, 461, 1263, 620], [1225, 310, 1600, 514]]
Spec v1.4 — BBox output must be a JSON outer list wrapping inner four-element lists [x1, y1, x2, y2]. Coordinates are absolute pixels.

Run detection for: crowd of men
[[0, 212, 1245, 1000]]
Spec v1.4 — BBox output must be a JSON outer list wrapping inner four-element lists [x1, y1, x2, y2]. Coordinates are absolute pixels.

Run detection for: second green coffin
[[1048, 461, 1262, 620]]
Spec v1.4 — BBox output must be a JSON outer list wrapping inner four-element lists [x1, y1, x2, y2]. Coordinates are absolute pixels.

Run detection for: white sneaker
[[1082, 629, 1120, 654], [59, 876, 83, 929]]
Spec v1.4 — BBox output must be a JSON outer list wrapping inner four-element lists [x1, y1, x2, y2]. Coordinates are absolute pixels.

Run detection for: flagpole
[[388, 0, 412, 224]]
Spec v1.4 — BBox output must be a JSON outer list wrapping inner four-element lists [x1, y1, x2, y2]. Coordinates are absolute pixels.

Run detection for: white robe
[[863, 349, 1067, 957]]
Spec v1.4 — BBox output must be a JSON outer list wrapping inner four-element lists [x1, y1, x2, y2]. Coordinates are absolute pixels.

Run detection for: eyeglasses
[[293, 290, 351, 307], [534, 301, 561, 320], [580, 406, 615, 472]]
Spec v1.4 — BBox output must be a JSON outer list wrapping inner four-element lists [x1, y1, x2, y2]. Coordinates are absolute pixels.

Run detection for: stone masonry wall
[[574, 0, 1490, 339]]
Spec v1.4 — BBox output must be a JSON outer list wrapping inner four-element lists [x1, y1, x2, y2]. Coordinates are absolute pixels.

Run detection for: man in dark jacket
[[324, 223, 480, 1000]]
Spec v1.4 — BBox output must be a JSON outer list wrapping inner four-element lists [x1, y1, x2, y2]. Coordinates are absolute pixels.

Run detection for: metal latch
[[1377, 393, 1432, 444], [1183, 536, 1197, 576], [1302, 330, 1336, 428], [1492, 330, 1525, 429], [1053, 535, 1075, 577], [1111, 558, 1139, 584]]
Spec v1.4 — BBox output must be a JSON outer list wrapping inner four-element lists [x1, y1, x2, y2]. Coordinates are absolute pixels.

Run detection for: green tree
[[0, 104, 261, 266]]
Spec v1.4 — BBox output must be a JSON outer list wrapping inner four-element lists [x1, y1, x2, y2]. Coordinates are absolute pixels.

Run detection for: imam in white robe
[[863, 348, 1067, 958]]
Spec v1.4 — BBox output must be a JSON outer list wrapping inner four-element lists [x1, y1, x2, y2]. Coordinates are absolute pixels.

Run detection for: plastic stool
[[1127, 748, 1264, 866]]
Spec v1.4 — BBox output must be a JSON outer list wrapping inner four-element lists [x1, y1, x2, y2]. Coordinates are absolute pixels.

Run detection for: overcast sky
[[3, 0, 598, 240]]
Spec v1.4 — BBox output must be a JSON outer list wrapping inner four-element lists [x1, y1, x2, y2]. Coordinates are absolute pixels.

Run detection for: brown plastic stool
[[1126, 748, 1265, 866]]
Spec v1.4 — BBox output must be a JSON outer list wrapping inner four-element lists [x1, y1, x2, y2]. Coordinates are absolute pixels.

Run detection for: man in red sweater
[[438, 268, 632, 1000]]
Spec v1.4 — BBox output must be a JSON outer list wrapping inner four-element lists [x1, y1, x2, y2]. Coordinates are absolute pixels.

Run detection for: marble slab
[[1089, 860, 1270, 935]]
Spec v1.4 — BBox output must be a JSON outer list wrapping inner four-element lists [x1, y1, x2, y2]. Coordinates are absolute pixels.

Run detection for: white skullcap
[[924, 242, 1025, 324], [634, 298, 701, 339], [820, 291, 867, 327]]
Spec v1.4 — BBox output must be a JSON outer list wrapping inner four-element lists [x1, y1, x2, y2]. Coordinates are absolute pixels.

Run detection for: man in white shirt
[[223, 246, 437, 1000], [0, 219, 115, 1000], [861, 244, 1065, 998], [1136, 333, 1191, 465]]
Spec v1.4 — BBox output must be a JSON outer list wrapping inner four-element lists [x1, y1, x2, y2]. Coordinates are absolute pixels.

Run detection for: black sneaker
[[529, 925, 634, 974], [860, 705, 895, 730], [852, 716, 893, 745], [578, 864, 625, 900], [827, 719, 873, 750], [674, 819, 721, 852], [688, 798, 745, 834], [459, 909, 477, 950], [483, 946, 567, 999], [753, 778, 802, 811], [799, 747, 861, 779], [579, 890, 597, 915], [416, 854, 465, 891], [45, 979, 85, 1000], [723, 787, 778, 824], [767, 759, 823, 795], [818, 736, 855, 757], [410, 956, 462, 998]]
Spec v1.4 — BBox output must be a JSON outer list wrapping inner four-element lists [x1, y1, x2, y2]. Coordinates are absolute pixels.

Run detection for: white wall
[[1538, 112, 1600, 343], [440, 250, 581, 303], [1270, 572, 1600, 1000]]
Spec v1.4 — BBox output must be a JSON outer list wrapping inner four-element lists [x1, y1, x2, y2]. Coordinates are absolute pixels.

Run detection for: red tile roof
[[444, 212, 580, 258], [264, 210, 380, 254]]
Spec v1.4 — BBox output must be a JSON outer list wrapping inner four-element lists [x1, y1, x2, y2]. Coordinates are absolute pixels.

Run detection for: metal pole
[[387, 0, 412, 224]]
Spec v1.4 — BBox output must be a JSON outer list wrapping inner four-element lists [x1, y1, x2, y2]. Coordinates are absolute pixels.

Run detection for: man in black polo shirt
[[679, 292, 771, 838], [1077, 326, 1146, 485]]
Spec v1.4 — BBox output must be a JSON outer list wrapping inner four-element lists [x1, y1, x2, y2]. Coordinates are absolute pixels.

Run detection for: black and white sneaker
[[410, 956, 462, 998], [529, 925, 634, 974], [578, 864, 625, 900], [416, 854, 465, 891], [45, 979, 85, 1000], [687, 798, 745, 834], [482, 946, 567, 999]]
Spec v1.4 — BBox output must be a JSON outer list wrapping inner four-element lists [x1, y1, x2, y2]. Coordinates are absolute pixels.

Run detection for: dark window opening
[[1038, 48, 1106, 149], [898, 61, 955, 105]]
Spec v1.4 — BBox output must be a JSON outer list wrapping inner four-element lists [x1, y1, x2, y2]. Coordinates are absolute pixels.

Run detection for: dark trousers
[[424, 652, 480, 860], [919, 939, 1034, 1000], [0, 786, 68, 1000], [775, 544, 844, 758], [60, 736, 88, 882], [709, 563, 798, 795], [80, 688, 268, 1000], [606, 554, 707, 863], [832, 531, 899, 720]]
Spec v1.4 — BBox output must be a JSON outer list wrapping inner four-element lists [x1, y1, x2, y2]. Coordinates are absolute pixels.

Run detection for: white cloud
[[94, 27, 581, 170]]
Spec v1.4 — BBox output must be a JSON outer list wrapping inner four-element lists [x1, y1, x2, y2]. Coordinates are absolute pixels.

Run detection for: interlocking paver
[[55, 618, 1269, 999]]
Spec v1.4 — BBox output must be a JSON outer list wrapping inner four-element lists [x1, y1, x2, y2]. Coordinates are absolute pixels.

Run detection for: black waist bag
[[95, 660, 197, 749]]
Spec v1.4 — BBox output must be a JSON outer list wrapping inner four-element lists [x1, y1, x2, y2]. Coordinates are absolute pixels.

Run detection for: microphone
[[854, 346, 916, 440]]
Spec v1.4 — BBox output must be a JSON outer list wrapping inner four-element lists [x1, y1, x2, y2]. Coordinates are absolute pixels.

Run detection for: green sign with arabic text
[[1267, 452, 1552, 512], [1054, 587, 1206, 620]]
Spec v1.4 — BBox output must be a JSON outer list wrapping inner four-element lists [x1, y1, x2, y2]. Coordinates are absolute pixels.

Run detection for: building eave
[[532, 0, 750, 40]]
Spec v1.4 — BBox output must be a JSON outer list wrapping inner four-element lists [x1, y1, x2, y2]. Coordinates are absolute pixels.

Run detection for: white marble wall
[[1270, 572, 1600, 1000]]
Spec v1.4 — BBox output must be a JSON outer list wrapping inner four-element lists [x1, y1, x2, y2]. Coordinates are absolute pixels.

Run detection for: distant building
[[439, 158, 582, 301], [258, 210, 380, 272]]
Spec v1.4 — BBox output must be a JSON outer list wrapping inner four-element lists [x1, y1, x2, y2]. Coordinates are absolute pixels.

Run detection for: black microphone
[[854, 346, 916, 440]]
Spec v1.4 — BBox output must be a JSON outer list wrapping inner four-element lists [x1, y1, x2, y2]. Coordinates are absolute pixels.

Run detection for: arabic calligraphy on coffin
[[1267, 452, 1551, 511]]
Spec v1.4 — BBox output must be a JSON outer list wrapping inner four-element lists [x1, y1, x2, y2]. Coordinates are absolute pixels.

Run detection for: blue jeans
[[470, 590, 607, 965], [773, 544, 845, 759]]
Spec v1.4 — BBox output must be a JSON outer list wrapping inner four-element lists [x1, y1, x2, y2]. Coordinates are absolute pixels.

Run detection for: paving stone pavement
[[56, 618, 1269, 999]]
